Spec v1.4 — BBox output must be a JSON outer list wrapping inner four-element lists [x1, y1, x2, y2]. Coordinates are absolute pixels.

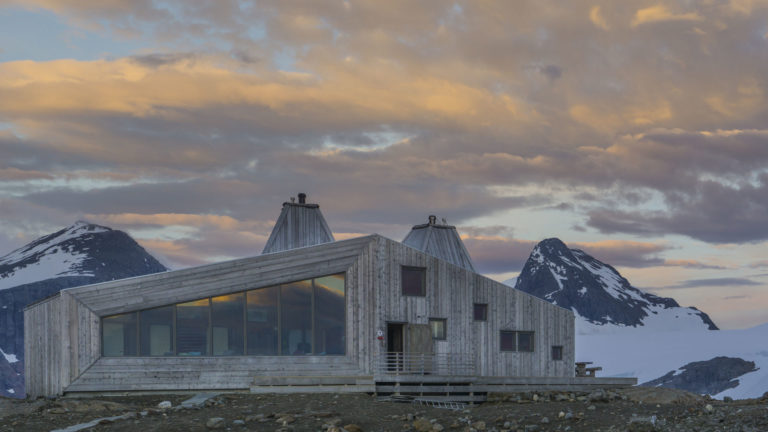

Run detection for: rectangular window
[[500, 330, 516, 352], [281, 279, 313, 355], [246, 285, 279, 355], [140, 306, 174, 356], [100, 272, 346, 357], [500, 331, 535, 352], [473, 303, 488, 321], [176, 298, 210, 356], [314, 274, 346, 355], [402, 266, 426, 296], [102, 312, 137, 356], [552, 345, 563, 361], [429, 318, 447, 340], [212, 293, 245, 356], [518, 331, 534, 352]]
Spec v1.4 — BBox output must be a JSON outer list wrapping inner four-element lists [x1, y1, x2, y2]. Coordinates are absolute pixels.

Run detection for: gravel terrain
[[1, 388, 767, 432]]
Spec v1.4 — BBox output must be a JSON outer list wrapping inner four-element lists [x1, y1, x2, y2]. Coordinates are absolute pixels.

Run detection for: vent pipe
[[428, 215, 437, 225], [298, 193, 307, 204]]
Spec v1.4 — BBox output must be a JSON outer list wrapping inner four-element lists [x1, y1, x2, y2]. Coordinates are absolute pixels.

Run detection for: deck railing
[[376, 352, 475, 376]]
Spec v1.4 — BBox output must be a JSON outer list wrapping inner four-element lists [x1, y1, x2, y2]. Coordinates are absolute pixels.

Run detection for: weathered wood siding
[[262, 203, 335, 254], [371, 237, 574, 377], [24, 292, 99, 397], [36, 236, 374, 394], [25, 233, 574, 396]]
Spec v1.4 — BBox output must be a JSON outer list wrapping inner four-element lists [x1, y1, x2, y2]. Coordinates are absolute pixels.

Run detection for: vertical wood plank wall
[[24, 234, 574, 396], [371, 237, 574, 377]]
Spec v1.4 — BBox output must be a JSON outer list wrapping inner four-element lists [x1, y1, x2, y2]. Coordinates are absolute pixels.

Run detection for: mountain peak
[[516, 238, 718, 332]]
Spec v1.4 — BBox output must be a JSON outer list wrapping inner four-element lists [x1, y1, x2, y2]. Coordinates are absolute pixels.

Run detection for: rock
[[413, 418, 433, 432], [344, 424, 363, 432], [157, 401, 172, 410], [723, 396, 733, 403], [564, 411, 574, 420], [628, 415, 658, 432], [278, 415, 296, 424], [471, 420, 486, 430], [245, 413, 265, 422], [524, 425, 539, 432], [587, 404, 596, 411], [233, 419, 245, 426], [558, 411, 565, 419], [540, 417, 549, 424], [48, 407, 67, 414], [406, 413, 414, 421], [432, 423, 444, 432], [588, 389, 608, 402], [206, 417, 226, 429], [704, 404, 714, 413]]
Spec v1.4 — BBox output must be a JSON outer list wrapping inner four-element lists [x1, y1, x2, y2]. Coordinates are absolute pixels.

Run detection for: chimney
[[428, 215, 437, 225], [298, 193, 307, 204]]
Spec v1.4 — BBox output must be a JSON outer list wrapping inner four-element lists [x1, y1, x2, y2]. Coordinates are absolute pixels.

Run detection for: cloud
[[665, 277, 761, 289], [589, 6, 609, 30], [568, 239, 668, 268], [631, 5, 703, 28], [462, 236, 537, 274]]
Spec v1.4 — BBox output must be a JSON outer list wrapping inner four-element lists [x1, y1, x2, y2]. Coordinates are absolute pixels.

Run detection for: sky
[[0, 0, 767, 330]]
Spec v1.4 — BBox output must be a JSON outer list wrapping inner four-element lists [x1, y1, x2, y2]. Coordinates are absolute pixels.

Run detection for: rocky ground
[[1, 388, 767, 432]]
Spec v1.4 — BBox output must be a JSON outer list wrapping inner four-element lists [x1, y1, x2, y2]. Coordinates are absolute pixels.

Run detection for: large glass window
[[102, 312, 137, 356], [101, 273, 346, 357], [140, 306, 174, 356], [281, 280, 313, 355], [247, 286, 279, 355], [314, 274, 346, 355], [212, 293, 244, 356], [177, 299, 210, 356]]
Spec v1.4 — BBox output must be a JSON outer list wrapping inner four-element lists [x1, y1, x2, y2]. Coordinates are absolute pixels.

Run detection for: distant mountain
[[514, 238, 718, 332], [641, 356, 757, 395], [0, 221, 168, 398]]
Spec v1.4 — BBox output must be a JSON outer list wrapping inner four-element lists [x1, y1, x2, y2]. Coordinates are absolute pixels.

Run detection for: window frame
[[101, 272, 346, 358], [473, 303, 488, 321], [499, 330, 535, 353], [551, 345, 563, 361], [401, 265, 427, 297], [429, 318, 447, 340]]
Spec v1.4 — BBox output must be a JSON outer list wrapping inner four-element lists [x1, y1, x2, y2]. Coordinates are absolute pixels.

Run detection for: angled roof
[[402, 215, 477, 272], [262, 193, 335, 254]]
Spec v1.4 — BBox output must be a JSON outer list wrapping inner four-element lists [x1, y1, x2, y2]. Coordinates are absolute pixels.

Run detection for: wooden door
[[405, 324, 433, 373]]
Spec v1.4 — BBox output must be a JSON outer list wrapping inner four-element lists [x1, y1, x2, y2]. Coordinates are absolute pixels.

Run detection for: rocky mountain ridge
[[0, 222, 167, 398], [514, 238, 718, 332]]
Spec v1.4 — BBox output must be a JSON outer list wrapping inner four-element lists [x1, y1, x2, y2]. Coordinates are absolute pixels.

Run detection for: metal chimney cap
[[298, 193, 307, 204], [428, 215, 437, 225]]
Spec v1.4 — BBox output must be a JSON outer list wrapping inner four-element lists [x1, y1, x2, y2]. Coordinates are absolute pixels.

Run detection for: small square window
[[552, 345, 563, 361], [402, 266, 426, 296], [518, 332, 534, 352], [473, 303, 488, 321], [500, 331, 516, 351], [429, 318, 446, 340]]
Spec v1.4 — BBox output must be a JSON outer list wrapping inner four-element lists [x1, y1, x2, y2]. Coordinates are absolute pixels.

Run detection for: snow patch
[[0, 347, 18, 363], [6, 388, 14, 394], [577, 322, 768, 399]]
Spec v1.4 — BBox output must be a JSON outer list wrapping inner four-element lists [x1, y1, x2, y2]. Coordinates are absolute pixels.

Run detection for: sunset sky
[[1, 1, 767, 329]]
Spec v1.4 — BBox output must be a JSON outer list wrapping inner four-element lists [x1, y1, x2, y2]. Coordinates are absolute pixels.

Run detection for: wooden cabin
[[24, 194, 634, 398]]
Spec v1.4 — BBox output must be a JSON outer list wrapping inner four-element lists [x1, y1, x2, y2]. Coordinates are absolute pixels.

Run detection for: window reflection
[[101, 273, 346, 357], [140, 306, 174, 356], [102, 313, 137, 356], [212, 293, 244, 356], [177, 299, 210, 356], [281, 280, 313, 355], [247, 286, 279, 355], [314, 274, 345, 355]]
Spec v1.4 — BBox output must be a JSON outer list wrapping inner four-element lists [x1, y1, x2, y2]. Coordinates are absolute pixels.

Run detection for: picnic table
[[575, 361, 602, 377]]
